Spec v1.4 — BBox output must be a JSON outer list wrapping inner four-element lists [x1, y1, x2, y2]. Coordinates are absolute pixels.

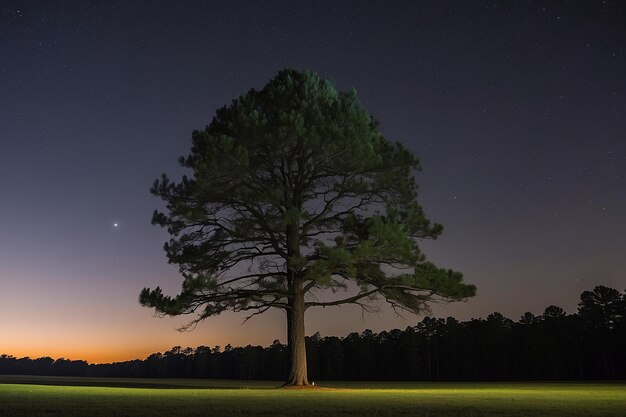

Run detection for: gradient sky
[[1, 1, 624, 363]]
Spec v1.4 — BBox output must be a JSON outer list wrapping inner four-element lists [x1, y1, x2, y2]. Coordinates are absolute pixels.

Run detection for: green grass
[[1, 375, 624, 417]]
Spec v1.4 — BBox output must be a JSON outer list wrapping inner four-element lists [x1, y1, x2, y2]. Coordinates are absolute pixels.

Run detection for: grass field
[[1, 375, 624, 417]]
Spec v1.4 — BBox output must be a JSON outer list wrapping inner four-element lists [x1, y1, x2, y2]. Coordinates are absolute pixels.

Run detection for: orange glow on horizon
[[2, 271, 537, 364], [5, 344, 177, 364]]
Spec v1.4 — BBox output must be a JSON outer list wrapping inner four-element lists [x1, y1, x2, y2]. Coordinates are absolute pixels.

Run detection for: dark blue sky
[[1, 0, 624, 362]]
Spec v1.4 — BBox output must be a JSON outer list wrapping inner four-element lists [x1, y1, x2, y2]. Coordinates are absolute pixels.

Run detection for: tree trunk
[[285, 291, 309, 386], [285, 307, 292, 370]]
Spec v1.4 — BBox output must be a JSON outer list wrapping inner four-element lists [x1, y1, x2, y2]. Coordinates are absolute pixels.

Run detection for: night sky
[[1, 1, 624, 363]]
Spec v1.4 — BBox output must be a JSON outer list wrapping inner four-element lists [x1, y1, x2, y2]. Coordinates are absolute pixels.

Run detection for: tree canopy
[[140, 69, 476, 385]]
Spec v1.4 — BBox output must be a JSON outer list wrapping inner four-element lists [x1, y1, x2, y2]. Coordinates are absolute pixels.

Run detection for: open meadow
[[1, 375, 625, 417]]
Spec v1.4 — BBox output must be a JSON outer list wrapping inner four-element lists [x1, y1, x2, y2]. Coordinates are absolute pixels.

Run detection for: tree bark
[[285, 290, 309, 385], [284, 210, 309, 386], [285, 306, 293, 378]]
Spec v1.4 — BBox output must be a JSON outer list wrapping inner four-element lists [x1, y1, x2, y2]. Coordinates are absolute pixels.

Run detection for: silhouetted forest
[[2, 286, 624, 381]]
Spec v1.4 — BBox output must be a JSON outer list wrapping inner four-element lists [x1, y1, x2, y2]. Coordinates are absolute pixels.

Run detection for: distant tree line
[[2, 286, 624, 381]]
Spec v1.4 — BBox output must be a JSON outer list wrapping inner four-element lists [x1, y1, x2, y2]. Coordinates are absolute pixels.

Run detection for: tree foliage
[[139, 69, 476, 384]]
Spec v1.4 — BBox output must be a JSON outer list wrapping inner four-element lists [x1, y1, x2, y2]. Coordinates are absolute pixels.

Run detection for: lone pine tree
[[140, 69, 476, 386]]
